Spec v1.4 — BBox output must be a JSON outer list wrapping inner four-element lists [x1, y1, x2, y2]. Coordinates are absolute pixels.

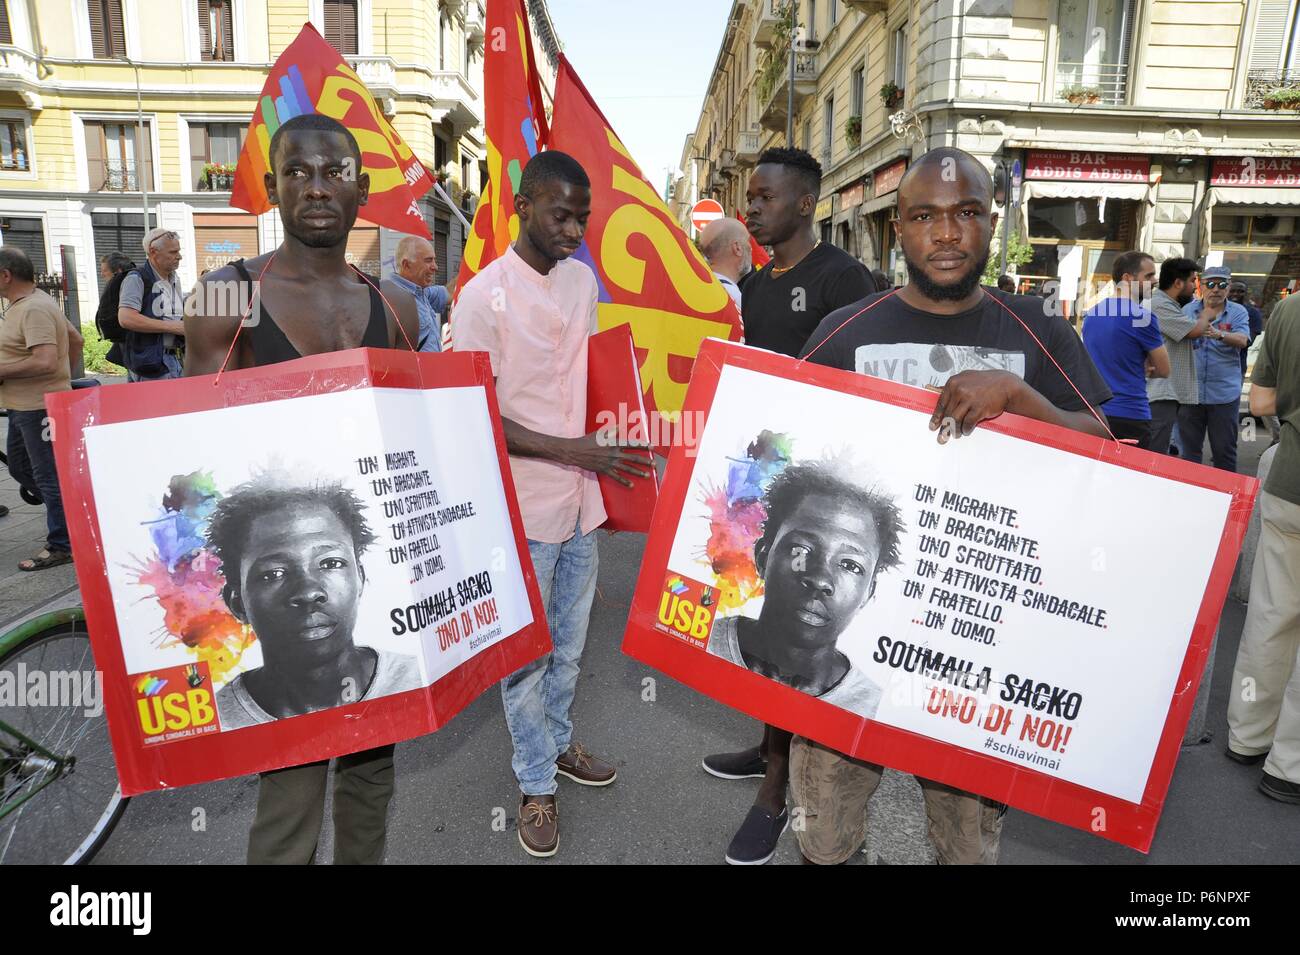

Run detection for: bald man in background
[[699, 217, 751, 314], [391, 235, 450, 352]]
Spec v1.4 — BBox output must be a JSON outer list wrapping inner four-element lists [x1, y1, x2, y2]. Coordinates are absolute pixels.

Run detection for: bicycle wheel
[[0, 610, 127, 864]]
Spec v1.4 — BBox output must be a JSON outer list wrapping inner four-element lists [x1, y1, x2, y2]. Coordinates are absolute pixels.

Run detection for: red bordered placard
[[623, 338, 1257, 852], [47, 348, 550, 795]]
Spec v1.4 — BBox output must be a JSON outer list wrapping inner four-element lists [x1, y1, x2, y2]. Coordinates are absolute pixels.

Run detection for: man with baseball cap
[[1178, 265, 1249, 472]]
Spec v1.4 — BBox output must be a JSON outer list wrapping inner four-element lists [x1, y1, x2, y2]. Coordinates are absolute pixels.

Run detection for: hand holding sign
[[565, 430, 653, 489], [929, 369, 1023, 441]]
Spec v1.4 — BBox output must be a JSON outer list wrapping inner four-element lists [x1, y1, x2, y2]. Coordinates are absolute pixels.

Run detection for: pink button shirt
[[452, 245, 606, 543]]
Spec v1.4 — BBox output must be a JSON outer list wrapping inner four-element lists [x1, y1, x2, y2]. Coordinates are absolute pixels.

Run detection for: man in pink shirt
[[453, 151, 651, 857]]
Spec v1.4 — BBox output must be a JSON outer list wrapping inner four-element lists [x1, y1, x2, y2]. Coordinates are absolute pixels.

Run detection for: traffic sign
[[691, 198, 724, 236]]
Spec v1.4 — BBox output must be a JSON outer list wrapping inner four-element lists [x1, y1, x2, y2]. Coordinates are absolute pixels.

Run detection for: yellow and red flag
[[454, 0, 550, 295], [548, 57, 743, 431], [230, 23, 432, 238]]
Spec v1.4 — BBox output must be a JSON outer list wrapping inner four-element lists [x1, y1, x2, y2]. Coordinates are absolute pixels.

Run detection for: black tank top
[[231, 258, 391, 366]]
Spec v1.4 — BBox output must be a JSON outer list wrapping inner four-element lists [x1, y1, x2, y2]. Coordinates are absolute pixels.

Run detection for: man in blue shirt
[[390, 235, 449, 352], [1179, 265, 1250, 472], [1082, 250, 1170, 449]]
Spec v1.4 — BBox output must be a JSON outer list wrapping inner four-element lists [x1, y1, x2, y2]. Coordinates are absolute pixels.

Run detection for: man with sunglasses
[[1178, 265, 1250, 472]]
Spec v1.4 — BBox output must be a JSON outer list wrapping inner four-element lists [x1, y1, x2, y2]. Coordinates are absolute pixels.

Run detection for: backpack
[[94, 265, 134, 343]]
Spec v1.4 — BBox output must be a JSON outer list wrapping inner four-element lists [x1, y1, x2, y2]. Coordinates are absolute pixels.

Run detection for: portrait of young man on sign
[[207, 474, 422, 729], [704, 457, 905, 720]]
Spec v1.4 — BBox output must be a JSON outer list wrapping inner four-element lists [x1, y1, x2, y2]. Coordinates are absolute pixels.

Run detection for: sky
[[545, 0, 735, 195]]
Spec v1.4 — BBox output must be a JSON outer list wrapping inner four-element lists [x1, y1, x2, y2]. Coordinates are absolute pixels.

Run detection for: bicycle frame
[[0, 608, 91, 819]]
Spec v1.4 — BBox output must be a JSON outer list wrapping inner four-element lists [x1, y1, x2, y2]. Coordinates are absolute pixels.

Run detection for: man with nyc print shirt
[[794, 147, 1112, 865]]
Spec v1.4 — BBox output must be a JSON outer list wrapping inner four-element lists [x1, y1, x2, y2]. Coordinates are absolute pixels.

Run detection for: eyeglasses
[[1203, 280, 1229, 290]]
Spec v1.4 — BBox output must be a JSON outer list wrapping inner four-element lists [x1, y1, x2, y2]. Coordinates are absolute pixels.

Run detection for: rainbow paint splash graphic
[[133, 674, 167, 697], [698, 430, 793, 612], [133, 471, 254, 685]]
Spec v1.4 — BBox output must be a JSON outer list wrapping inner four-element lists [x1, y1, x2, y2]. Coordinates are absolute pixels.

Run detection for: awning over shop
[[1020, 180, 1156, 252], [861, 192, 897, 215], [1201, 185, 1300, 256]]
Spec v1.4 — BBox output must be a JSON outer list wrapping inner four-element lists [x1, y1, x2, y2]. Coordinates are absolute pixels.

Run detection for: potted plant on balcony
[[1060, 85, 1103, 105], [880, 82, 903, 109], [1261, 86, 1300, 110], [844, 114, 862, 148], [202, 162, 235, 191]]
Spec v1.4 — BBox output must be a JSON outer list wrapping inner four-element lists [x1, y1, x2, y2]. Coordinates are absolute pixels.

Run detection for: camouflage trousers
[[790, 735, 1005, 865]]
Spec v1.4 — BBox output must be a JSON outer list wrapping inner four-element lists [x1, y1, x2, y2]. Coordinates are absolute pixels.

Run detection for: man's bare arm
[[66, 322, 84, 372], [932, 370, 1111, 441], [1147, 345, 1171, 379], [0, 343, 59, 381], [1251, 385, 1277, 417], [379, 279, 422, 351], [492, 378, 652, 488], [183, 268, 245, 377]]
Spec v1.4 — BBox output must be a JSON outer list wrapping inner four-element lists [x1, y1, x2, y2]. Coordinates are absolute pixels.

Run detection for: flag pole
[[433, 180, 472, 231]]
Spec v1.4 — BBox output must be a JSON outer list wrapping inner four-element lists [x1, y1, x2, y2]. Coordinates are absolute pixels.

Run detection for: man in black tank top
[[183, 113, 419, 864]]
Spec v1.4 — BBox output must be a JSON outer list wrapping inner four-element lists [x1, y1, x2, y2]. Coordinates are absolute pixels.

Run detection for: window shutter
[[137, 123, 154, 192], [106, 0, 126, 58], [324, 0, 342, 51], [1117, 0, 1138, 69], [190, 123, 208, 189], [85, 123, 106, 191], [342, 1, 358, 55], [220, 1, 235, 60], [197, 0, 212, 61], [89, 0, 107, 58], [0, 2, 13, 46], [1249, 0, 1295, 72], [324, 0, 360, 56]]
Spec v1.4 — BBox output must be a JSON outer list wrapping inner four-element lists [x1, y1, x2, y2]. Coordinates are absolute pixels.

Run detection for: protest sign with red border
[[47, 349, 550, 795], [623, 338, 1256, 852]]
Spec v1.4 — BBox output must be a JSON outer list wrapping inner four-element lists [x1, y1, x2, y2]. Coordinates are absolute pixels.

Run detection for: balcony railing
[[99, 160, 145, 192], [0, 45, 40, 83], [466, 2, 485, 47], [755, 0, 791, 49], [736, 128, 762, 165], [1245, 69, 1300, 109], [346, 55, 398, 98], [1055, 62, 1129, 105], [758, 52, 820, 132]]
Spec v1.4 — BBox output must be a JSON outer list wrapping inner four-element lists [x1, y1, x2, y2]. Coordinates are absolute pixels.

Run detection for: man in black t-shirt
[[738, 147, 876, 357], [703, 147, 877, 866], [792, 147, 1112, 865]]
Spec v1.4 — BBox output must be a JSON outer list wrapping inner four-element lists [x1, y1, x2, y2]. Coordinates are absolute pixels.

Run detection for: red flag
[[230, 23, 432, 238], [736, 211, 771, 268], [548, 57, 743, 434], [455, 0, 550, 296]]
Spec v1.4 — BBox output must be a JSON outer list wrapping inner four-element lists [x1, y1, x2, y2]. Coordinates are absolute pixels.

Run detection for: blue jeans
[[1177, 401, 1239, 473], [501, 520, 599, 795], [5, 409, 70, 552], [126, 349, 184, 382]]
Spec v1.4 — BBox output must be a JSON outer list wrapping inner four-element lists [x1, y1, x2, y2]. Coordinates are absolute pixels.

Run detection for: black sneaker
[[724, 805, 789, 865], [702, 746, 767, 780], [1259, 771, 1300, 805], [1225, 746, 1267, 766]]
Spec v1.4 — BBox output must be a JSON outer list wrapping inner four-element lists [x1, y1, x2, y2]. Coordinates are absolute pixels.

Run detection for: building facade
[[0, 0, 559, 326], [678, 0, 1300, 317]]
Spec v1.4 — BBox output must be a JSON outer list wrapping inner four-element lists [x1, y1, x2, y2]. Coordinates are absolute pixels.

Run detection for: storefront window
[[1210, 209, 1299, 313], [1023, 197, 1138, 322]]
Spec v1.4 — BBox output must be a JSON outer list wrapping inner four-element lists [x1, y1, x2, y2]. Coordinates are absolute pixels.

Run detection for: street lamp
[[992, 153, 1023, 279]]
